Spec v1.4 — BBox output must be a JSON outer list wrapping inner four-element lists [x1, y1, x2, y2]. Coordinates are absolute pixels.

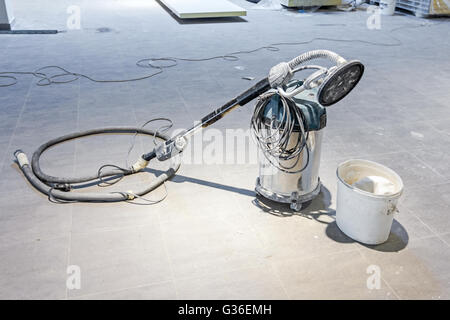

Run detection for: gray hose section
[[288, 50, 345, 69], [31, 127, 163, 184], [18, 161, 179, 202]]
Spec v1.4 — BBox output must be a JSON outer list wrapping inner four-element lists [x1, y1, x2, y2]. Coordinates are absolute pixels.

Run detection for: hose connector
[[288, 50, 347, 70], [131, 156, 149, 172], [14, 150, 30, 168], [268, 62, 293, 88], [155, 135, 187, 161]]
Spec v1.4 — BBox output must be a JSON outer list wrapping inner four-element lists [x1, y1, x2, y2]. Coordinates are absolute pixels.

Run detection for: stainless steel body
[[256, 129, 323, 210]]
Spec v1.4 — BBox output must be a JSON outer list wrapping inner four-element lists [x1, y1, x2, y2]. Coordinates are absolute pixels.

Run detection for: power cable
[[0, 22, 439, 88]]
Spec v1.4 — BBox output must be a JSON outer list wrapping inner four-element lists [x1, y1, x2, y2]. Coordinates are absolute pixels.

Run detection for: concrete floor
[[0, 0, 449, 299]]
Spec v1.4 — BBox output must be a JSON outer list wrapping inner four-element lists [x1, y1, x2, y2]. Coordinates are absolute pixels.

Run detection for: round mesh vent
[[318, 61, 364, 107]]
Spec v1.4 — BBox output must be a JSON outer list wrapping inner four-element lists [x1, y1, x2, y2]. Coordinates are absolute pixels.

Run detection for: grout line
[[65, 79, 81, 300], [169, 262, 281, 285], [412, 233, 443, 242], [67, 201, 175, 232], [156, 209, 179, 299], [267, 260, 291, 300], [356, 248, 402, 300], [428, 120, 450, 137], [266, 242, 361, 266], [236, 206, 291, 300], [65, 205, 74, 300], [325, 150, 406, 163], [241, 213, 292, 300], [381, 277, 401, 300], [1, 79, 34, 171], [401, 179, 450, 191], [407, 150, 447, 181], [68, 279, 174, 300], [176, 86, 198, 125], [414, 215, 440, 238], [436, 232, 450, 248]]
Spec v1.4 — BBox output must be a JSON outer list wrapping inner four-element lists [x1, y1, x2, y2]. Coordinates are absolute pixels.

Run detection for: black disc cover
[[318, 60, 364, 107]]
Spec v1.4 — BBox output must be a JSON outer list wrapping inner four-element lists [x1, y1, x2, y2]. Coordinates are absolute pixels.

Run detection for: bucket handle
[[387, 202, 399, 215]]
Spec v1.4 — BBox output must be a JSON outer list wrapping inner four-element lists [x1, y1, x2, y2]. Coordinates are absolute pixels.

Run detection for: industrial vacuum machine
[[15, 50, 364, 210]]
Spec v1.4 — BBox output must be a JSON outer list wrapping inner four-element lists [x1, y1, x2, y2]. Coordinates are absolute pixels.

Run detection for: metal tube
[[142, 78, 271, 161]]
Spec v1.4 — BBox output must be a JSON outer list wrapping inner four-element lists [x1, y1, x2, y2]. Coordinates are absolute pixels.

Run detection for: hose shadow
[[252, 185, 335, 224], [144, 167, 255, 197]]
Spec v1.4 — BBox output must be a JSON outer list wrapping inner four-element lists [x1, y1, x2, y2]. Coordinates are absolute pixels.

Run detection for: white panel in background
[[0, 0, 15, 27], [160, 0, 247, 19]]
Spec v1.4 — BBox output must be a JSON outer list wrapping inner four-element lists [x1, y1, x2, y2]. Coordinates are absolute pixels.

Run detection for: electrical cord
[[95, 118, 173, 205], [251, 90, 310, 174], [0, 21, 438, 88], [125, 118, 173, 168]]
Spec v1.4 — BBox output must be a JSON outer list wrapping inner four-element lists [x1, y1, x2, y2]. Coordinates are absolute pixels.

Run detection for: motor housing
[[254, 81, 326, 211]]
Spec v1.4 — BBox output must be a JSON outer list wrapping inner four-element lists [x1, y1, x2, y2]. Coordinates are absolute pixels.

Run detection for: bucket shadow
[[252, 184, 409, 252], [325, 220, 408, 252]]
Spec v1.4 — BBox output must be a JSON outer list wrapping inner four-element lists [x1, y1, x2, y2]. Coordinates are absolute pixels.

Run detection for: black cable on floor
[[0, 30, 58, 34], [0, 22, 439, 88]]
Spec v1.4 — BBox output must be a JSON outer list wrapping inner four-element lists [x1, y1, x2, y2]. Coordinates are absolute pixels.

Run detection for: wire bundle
[[251, 91, 309, 174]]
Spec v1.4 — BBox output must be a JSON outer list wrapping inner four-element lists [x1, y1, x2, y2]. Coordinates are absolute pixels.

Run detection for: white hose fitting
[[14, 150, 30, 168], [131, 156, 149, 172], [288, 50, 346, 70], [268, 62, 293, 88], [269, 51, 346, 91]]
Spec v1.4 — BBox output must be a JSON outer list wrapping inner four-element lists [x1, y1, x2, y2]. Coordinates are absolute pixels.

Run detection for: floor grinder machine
[[15, 50, 364, 209]]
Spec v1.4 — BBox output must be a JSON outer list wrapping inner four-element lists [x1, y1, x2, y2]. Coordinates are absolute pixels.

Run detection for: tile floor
[[0, 0, 449, 299]]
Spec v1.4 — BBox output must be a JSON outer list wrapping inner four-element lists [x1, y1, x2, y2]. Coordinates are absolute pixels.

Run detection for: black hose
[[15, 127, 180, 202], [31, 127, 156, 184]]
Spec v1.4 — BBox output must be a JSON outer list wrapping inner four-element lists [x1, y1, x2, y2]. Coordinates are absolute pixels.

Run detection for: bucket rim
[[336, 159, 404, 199]]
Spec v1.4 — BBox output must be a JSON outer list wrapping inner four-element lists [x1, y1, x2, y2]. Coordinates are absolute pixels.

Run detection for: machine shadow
[[146, 168, 408, 252], [156, 0, 248, 25], [252, 184, 408, 252], [252, 185, 335, 223], [167, 171, 255, 197]]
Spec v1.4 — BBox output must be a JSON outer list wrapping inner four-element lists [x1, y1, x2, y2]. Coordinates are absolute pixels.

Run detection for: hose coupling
[[268, 62, 293, 88], [14, 150, 30, 168], [131, 156, 149, 172], [53, 183, 72, 192], [155, 135, 187, 161]]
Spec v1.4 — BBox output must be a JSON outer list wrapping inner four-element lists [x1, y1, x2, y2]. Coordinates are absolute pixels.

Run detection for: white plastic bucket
[[379, 0, 396, 15], [336, 159, 403, 245]]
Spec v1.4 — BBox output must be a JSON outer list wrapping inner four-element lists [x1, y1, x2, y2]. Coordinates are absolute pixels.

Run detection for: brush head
[[317, 60, 364, 107]]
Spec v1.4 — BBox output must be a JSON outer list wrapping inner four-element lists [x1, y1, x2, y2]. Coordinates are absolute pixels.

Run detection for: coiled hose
[[14, 127, 180, 202]]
